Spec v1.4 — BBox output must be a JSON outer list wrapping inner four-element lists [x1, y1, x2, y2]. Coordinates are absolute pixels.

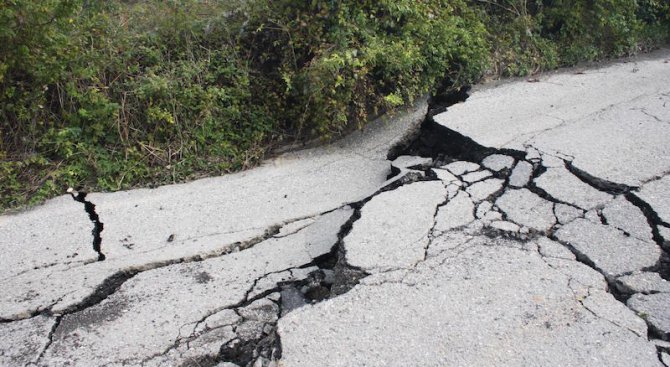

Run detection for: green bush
[[1, 0, 669, 211], [472, 0, 670, 75], [244, 0, 489, 137]]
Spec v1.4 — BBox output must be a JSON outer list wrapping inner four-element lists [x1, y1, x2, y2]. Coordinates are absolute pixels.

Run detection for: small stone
[[392, 156, 433, 169], [434, 192, 475, 233], [462, 170, 492, 183], [321, 269, 336, 285], [662, 352, 670, 367], [554, 204, 583, 224], [616, 272, 670, 294], [490, 221, 520, 233], [628, 293, 670, 340], [443, 161, 480, 176], [466, 178, 504, 202], [433, 169, 459, 184], [482, 154, 515, 172], [508, 161, 534, 188], [496, 189, 555, 232], [537, 237, 575, 260]]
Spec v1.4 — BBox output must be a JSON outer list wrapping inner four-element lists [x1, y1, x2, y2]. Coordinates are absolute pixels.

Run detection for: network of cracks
[[2, 92, 670, 367]]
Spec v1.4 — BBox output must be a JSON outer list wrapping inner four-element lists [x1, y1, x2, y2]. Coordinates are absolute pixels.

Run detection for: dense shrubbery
[[477, 0, 670, 74], [1, 0, 669, 210]]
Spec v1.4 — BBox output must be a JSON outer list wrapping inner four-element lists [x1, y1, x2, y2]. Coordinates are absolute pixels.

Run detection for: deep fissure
[[20, 82, 670, 364], [565, 161, 636, 195], [392, 87, 670, 345], [68, 190, 105, 261]]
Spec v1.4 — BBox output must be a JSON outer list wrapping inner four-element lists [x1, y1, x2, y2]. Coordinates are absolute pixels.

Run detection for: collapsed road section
[[1, 49, 670, 366]]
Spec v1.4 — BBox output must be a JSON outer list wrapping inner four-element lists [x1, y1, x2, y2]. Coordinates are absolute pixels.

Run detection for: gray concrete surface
[[280, 238, 659, 366], [1, 50, 669, 366], [0, 99, 427, 321], [434, 48, 670, 186], [639, 176, 670, 224], [496, 188, 555, 232], [344, 181, 446, 272], [555, 218, 661, 279]]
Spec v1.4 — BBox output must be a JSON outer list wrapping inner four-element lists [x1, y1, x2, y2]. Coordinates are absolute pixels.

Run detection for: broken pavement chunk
[[483, 210, 502, 222], [637, 176, 670, 224], [0, 195, 96, 281], [602, 196, 654, 241], [508, 161, 533, 188], [616, 272, 670, 295], [481, 154, 515, 172], [279, 239, 661, 366], [554, 203, 584, 225], [535, 166, 612, 209], [496, 188, 555, 232], [344, 181, 447, 272], [0, 315, 55, 366], [537, 237, 575, 260], [581, 290, 648, 337], [434, 191, 475, 234], [433, 168, 460, 185], [554, 218, 661, 279], [461, 170, 492, 183], [628, 293, 670, 340], [476, 201, 493, 219], [41, 208, 351, 366], [466, 178, 504, 202]]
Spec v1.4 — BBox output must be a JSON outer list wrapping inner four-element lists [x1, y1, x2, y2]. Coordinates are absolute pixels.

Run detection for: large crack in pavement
[[276, 84, 668, 362], [274, 85, 668, 364], [4, 62, 670, 365], [19, 119, 444, 367], [68, 189, 106, 262], [332, 88, 667, 364]]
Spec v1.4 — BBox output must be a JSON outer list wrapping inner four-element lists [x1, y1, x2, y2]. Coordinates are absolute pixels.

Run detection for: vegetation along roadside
[[1, 0, 668, 211]]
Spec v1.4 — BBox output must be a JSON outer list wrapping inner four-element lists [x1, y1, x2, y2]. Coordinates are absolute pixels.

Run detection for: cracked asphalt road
[[1, 50, 670, 366]]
